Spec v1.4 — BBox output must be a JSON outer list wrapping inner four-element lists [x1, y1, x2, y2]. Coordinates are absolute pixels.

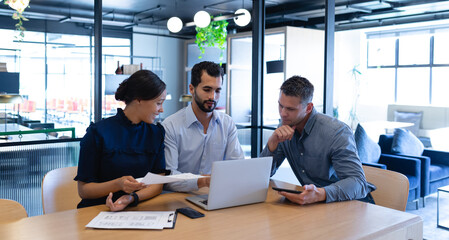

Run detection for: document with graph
[[86, 211, 177, 230]]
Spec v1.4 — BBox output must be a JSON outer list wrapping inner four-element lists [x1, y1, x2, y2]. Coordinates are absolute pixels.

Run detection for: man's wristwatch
[[129, 192, 139, 207]]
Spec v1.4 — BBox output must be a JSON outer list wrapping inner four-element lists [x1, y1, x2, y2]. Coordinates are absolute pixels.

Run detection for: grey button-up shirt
[[261, 108, 372, 202]]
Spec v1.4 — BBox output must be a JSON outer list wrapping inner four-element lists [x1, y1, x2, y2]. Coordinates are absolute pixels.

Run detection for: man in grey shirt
[[261, 76, 373, 204]]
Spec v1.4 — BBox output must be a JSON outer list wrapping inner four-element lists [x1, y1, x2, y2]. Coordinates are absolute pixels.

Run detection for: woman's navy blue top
[[74, 108, 166, 208]]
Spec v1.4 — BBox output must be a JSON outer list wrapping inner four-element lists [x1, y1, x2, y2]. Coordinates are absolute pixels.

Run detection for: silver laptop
[[185, 157, 272, 210]]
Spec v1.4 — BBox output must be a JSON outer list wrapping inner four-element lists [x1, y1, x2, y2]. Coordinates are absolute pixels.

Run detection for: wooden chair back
[[363, 165, 409, 211], [42, 166, 80, 214], [0, 199, 27, 223]]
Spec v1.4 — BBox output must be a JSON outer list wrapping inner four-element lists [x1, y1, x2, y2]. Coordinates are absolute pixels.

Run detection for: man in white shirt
[[162, 61, 244, 192]]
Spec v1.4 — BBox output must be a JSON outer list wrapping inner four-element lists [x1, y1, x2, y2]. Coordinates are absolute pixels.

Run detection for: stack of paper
[[0, 62, 7, 72], [86, 211, 177, 230]]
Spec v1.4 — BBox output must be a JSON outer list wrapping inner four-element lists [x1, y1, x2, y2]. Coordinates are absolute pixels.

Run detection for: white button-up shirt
[[162, 104, 244, 191]]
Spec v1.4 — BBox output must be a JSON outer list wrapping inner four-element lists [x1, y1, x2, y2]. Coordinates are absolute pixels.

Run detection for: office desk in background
[[0, 180, 423, 240], [0, 123, 57, 142], [361, 121, 415, 143], [0, 123, 32, 132], [361, 121, 414, 133]]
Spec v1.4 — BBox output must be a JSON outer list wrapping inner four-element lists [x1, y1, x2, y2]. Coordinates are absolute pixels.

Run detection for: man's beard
[[281, 119, 302, 127], [281, 109, 308, 127], [194, 92, 217, 113]]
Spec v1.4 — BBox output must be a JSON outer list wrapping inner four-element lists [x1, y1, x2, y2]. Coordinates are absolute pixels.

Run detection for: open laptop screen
[[186, 157, 272, 210]]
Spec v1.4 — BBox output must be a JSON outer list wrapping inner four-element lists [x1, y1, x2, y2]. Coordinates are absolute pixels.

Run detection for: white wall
[[335, 28, 390, 128], [335, 29, 364, 126], [132, 31, 184, 119]]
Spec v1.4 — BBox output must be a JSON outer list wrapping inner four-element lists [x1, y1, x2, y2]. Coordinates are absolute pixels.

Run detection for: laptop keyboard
[[200, 199, 208, 206]]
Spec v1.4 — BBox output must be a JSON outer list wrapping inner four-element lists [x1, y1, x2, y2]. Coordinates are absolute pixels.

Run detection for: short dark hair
[[191, 61, 224, 87], [280, 76, 314, 105], [115, 70, 166, 105]]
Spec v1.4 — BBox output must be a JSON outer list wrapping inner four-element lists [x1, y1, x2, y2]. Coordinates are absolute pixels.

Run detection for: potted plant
[[348, 65, 362, 129], [195, 18, 228, 64]]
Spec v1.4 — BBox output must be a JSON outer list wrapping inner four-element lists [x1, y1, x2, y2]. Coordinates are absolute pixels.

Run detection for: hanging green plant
[[3, 0, 30, 39], [348, 64, 362, 129], [195, 18, 228, 63]]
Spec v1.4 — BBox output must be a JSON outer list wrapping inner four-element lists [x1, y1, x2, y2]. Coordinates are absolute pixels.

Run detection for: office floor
[[406, 192, 449, 240]]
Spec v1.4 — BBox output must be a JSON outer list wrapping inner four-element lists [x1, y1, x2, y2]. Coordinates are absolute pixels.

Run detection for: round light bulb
[[7, 0, 29, 13], [194, 10, 211, 28], [233, 9, 251, 27], [167, 17, 183, 33]]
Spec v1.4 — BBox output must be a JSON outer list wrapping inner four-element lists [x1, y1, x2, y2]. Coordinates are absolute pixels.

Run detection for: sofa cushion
[[429, 164, 449, 182], [394, 111, 422, 136], [354, 124, 381, 164], [391, 128, 424, 156], [378, 134, 394, 154]]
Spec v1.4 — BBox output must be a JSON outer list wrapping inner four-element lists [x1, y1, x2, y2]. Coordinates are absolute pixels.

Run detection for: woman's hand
[[117, 176, 145, 193], [106, 192, 134, 212]]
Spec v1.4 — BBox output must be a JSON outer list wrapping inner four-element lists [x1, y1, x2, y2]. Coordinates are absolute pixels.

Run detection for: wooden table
[[0, 180, 423, 240]]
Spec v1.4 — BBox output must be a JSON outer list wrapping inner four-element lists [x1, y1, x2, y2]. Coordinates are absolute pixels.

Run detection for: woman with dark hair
[[74, 70, 167, 211]]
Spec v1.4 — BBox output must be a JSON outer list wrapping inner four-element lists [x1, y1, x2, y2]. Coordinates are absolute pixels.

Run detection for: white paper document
[[86, 211, 176, 230], [136, 172, 205, 185]]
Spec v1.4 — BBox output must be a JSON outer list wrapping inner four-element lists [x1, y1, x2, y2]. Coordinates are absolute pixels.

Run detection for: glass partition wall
[[224, 27, 324, 158], [185, 30, 287, 158], [184, 41, 228, 111], [227, 30, 286, 158], [185, 27, 325, 158], [0, 29, 132, 138], [184, 27, 325, 160], [46, 33, 93, 136]]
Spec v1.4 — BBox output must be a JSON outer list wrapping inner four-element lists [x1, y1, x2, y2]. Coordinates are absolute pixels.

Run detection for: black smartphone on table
[[272, 187, 303, 194], [176, 207, 205, 219]]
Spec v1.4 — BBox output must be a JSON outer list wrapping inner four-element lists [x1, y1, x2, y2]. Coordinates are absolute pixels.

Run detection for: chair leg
[[422, 197, 426, 208], [415, 199, 419, 210]]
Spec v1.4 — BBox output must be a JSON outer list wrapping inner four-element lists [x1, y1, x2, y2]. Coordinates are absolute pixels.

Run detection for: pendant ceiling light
[[194, 10, 211, 28], [233, 9, 251, 27], [167, 17, 183, 33], [7, 0, 30, 13]]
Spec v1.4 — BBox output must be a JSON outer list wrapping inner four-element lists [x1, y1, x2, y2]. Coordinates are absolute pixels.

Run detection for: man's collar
[[303, 107, 317, 135], [185, 104, 197, 127], [185, 104, 220, 128]]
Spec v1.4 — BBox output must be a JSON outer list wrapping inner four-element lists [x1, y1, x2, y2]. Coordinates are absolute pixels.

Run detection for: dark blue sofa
[[354, 124, 421, 207], [379, 134, 449, 206]]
